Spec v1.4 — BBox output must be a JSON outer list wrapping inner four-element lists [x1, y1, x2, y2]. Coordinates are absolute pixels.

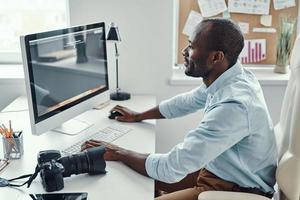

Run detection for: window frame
[[0, 0, 70, 64], [173, 0, 180, 68]]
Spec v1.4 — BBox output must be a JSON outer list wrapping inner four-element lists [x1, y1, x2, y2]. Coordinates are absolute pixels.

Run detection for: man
[[81, 18, 277, 200]]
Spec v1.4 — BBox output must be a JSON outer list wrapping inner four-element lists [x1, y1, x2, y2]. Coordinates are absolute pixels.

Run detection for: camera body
[[37, 146, 106, 192]]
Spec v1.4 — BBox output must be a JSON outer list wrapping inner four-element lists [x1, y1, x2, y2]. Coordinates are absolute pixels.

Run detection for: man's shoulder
[[213, 81, 255, 105]]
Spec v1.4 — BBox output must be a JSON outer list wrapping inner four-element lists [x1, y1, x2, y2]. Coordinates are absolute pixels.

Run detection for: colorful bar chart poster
[[239, 39, 267, 64]]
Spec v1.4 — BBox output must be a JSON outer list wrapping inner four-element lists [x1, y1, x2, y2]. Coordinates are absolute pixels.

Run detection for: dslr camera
[[37, 146, 106, 192]]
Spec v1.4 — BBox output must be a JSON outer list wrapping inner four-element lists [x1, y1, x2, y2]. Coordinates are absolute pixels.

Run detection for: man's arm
[[117, 149, 149, 176], [81, 140, 149, 177], [155, 85, 207, 119], [144, 102, 249, 183], [111, 105, 165, 122], [112, 85, 207, 122], [135, 106, 165, 121]]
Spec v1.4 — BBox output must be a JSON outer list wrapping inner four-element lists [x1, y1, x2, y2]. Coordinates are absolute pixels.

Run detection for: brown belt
[[196, 169, 273, 199]]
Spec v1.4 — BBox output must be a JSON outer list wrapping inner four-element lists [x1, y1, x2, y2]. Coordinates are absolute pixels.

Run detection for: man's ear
[[211, 51, 225, 64]]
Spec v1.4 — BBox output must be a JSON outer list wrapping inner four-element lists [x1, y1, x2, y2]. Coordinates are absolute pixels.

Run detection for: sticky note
[[182, 11, 203, 37], [260, 15, 272, 27], [253, 27, 276, 33], [238, 22, 249, 34], [222, 9, 231, 19]]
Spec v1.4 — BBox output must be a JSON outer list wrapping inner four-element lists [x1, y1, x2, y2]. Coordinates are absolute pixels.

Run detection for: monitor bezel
[[23, 22, 109, 124]]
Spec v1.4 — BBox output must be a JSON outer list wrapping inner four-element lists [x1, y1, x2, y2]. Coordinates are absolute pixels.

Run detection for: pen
[[17, 131, 23, 138], [9, 120, 13, 137]]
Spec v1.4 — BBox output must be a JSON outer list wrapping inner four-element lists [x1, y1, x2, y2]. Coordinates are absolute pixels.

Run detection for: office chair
[[198, 33, 300, 200]]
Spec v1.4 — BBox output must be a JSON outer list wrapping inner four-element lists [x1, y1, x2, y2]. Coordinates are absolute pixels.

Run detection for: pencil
[[0, 124, 17, 150], [1, 124, 9, 138], [3, 124, 12, 138], [0, 125, 7, 138], [0, 127, 4, 136]]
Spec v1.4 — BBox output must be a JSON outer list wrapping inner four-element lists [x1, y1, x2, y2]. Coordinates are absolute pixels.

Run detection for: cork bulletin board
[[178, 0, 299, 65]]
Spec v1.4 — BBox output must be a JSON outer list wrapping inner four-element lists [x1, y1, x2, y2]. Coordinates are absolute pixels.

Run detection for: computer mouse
[[108, 110, 123, 119]]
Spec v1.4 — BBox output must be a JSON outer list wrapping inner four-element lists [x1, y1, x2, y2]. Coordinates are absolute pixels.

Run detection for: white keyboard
[[62, 124, 132, 155]]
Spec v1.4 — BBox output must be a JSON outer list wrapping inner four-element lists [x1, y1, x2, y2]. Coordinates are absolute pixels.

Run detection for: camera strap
[[0, 165, 41, 188]]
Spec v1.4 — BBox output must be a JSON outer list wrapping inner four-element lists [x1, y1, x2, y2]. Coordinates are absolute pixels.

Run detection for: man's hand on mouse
[[110, 105, 141, 122], [81, 139, 125, 161]]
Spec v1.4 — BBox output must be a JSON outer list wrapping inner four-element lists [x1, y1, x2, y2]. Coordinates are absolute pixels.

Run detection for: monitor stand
[[53, 118, 92, 135]]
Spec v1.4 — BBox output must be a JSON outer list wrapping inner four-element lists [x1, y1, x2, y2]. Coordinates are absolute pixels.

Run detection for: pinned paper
[[182, 11, 203, 37], [260, 15, 272, 27], [253, 27, 276, 33], [222, 9, 231, 19], [239, 39, 267, 64], [197, 0, 227, 17], [238, 22, 249, 34], [273, 0, 295, 10], [228, 0, 271, 15]]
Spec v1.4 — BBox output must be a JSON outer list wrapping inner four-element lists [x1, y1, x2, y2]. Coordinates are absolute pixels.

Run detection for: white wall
[[69, 0, 174, 96], [0, 79, 25, 111]]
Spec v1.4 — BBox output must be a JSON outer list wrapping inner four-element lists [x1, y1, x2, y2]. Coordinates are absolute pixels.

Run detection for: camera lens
[[59, 146, 106, 177]]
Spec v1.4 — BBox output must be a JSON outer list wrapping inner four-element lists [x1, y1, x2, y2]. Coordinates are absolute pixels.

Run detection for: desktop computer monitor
[[20, 22, 110, 135]]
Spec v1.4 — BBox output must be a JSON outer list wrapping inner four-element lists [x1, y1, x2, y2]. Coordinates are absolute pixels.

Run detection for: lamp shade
[[107, 23, 121, 42]]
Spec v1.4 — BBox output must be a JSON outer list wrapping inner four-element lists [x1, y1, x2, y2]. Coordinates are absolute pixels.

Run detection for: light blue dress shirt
[[145, 62, 277, 193]]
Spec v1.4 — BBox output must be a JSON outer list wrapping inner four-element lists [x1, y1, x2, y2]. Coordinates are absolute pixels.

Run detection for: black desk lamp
[[107, 22, 131, 101]]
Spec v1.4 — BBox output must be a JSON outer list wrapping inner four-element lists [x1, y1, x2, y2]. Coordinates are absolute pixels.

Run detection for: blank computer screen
[[25, 23, 108, 123]]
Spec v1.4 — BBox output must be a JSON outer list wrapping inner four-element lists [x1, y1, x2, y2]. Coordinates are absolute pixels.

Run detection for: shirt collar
[[206, 62, 243, 95]]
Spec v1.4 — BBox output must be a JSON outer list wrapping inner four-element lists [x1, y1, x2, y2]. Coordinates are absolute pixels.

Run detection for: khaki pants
[[155, 169, 273, 200]]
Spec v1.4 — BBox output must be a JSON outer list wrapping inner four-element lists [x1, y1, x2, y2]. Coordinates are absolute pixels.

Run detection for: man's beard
[[184, 59, 207, 78]]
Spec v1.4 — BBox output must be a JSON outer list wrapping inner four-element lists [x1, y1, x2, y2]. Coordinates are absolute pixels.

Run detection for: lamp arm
[[114, 43, 119, 91]]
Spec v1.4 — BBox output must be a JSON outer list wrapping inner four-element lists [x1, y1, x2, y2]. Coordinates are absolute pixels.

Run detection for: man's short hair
[[201, 18, 244, 67]]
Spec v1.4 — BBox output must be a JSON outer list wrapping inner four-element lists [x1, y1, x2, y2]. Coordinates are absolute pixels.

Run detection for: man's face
[[182, 24, 212, 78]]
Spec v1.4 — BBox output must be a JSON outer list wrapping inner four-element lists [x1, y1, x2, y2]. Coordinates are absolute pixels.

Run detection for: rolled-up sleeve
[[146, 101, 249, 183], [159, 84, 207, 119]]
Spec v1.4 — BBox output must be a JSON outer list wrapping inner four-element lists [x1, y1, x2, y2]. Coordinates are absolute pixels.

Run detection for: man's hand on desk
[[81, 140, 125, 161], [110, 105, 164, 122], [110, 105, 141, 122], [81, 139, 149, 177]]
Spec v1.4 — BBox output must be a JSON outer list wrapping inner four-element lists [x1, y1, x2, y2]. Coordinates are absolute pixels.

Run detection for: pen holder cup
[[2, 132, 24, 160]]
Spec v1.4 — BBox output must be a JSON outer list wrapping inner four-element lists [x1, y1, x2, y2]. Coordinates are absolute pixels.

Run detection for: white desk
[[0, 96, 156, 200]]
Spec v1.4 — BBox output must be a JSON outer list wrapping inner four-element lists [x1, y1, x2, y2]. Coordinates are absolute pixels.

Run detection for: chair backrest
[[275, 33, 300, 200]]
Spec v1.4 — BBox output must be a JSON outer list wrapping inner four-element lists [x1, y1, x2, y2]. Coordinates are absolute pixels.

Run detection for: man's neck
[[203, 63, 231, 87]]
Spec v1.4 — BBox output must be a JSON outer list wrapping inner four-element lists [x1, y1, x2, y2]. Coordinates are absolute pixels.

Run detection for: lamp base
[[110, 92, 131, 101]]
